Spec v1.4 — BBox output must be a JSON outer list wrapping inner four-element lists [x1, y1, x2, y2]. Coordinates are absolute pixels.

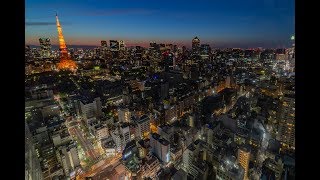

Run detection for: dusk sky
[[26, 0, 295, 48]]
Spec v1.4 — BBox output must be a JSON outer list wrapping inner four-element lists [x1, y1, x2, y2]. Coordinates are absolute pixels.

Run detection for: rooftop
[[103, 139, 116, 149], [138, 139, 150, 149], [187, 144, 196, 151], [151, 133, 161, 140], [146, 155, 158, 166], [220, 156, 244, 179], [193, 160, 208, 172], [158, 138, 170, 146], [137, 114, 150, 124]]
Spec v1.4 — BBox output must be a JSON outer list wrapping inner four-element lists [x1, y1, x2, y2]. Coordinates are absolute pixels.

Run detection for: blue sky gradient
[[26, 0, 295, 48]]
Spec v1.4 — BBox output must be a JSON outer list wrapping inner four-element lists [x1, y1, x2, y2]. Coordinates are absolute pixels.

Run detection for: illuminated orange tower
[[55, 13, 77, 71]]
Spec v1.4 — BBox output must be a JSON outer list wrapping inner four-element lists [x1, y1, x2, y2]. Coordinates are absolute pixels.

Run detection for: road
[[54, 93, 120, 179], [76, 154, 121, 180], [54, 94, 67, 115], [70, 77, 81, 90], [67, 118, 99, 161]]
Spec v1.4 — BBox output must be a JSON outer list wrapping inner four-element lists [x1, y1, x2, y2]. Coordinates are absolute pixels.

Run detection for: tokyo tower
[[55, 13, 77, 71]]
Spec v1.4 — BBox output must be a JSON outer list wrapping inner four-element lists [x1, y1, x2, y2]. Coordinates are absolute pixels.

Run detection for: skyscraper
[[277, 92, 295, 149], [101, 40, 107, 48], [75, 97, 103, 121], [162, 51, 173, 71], [119, 40, 125, 51], [192, 36, 200, 55], [110, 40, 120, 51], [56, 141, 80, 176], [39, 38, 51, 58], [118, 108, 131, 123], [135, 46, 143, 61], [200, 44, 211, 59], [289, 35, 295, 71], [137, 115, 151, 139], [150, 133, 170, 163], [55, 13, 77, 71], [238, 147, 250, 180], [100, 40, 108, 58]]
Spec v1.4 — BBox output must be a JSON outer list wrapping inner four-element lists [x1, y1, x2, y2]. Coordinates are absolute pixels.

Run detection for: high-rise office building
[[182, 46, 187, 54], [120, 124, 131, 146], [275, 48, 288, 60], [56, 141, 80, 176], [163, 51, 174, 71], [101, 40, 107, 48], [277, 93, 295, 149], [110, 40, 120, 51], [25, 45, 33, 60], [100, 40, 108, 58], [291, 35, 295, 58], [192, 36, 200, 55], [238, 147, 250, 180], [150, 41, 157, 48], [150, 133, 170, 163], [289, 35, 295, 71], [200, 44, 210, 58], [261, 158, 284, 180], [135, 46, 143, 61], [111, 128, 124, 153], [160, 80, 169, 100], [119, 40, 125, 50], [118, 108, 131, 123], [137, 115, 151, 139], [75, 97, 103, 121], [39, 38, 51, 58], [93, 124, 109, 141], [182, 144, 196, 173], [173, 44, 178, 53]]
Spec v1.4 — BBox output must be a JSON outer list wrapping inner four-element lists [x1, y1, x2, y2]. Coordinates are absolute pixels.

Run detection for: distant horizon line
[[25, 44, 291, 49]]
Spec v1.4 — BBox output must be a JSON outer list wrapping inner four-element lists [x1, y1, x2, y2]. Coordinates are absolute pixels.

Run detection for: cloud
[[26, 22, 71, 26]]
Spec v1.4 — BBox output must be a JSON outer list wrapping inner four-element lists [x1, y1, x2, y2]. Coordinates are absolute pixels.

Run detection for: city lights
[[25, 1, 294, 180]]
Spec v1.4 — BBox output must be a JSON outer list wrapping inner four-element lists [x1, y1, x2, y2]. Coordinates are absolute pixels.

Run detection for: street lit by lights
[[25, 7, 294, 180]]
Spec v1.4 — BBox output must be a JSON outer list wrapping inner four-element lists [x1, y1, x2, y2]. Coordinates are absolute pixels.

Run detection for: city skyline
[[26, 0, 295, 48], [25, 2, 296, 178]]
